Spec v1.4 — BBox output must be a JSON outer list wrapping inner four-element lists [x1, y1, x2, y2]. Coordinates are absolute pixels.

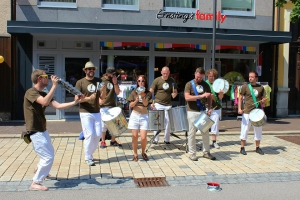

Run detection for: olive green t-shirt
[[127, 90, 152, 107], [75, 77, 101, 113], [240, 83, 265, 114], [206, 81, 221, 110], [100, 76, 117, 108], [184, 80, 211, 112], [150, 77, 178, 106], [23, 87, 48, 132]]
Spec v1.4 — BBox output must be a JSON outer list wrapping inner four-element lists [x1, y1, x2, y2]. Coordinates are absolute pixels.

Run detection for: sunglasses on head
[[39, 74, 48, 79], [86, 68, 96, 71], [137, 80, 145, 83]]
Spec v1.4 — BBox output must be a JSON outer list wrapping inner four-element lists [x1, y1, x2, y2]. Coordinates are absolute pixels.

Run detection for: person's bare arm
[[36, 75, 59, 106]]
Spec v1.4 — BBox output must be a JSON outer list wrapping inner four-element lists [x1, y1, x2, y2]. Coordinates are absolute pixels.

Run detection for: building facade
[[6, 0, 291, 120]]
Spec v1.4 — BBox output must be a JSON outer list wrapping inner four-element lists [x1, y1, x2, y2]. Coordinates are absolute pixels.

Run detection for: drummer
[[99, 67, 122, 148], [127, 75, 152, 161], [238, 71, 267, 155], [205, 69, 224, 149], [150, 66, 178, 144], [184, 67, 216, 161]]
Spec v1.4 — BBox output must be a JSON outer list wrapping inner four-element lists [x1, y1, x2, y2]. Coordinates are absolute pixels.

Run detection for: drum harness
[[248, 84, 259, 109], [190, 80, 205, 111], [206, 80, 222, 108]]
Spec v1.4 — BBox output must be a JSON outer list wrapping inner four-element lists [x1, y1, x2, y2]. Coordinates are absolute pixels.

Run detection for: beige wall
[[0, 0, 11, 36]]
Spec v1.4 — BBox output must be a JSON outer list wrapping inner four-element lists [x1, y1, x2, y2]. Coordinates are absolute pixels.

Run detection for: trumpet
[[58, 78, 82, 95]]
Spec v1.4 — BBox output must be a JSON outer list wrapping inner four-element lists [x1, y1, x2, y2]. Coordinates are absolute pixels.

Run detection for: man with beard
[[24, 69, 84, 190], [238, 71, 267, 155], [99, 67, 122, 148], [75, 61, 106, 166], [184, 67, 216, 161], [205, 69, 224, 149], [150, 66, 178, 144]]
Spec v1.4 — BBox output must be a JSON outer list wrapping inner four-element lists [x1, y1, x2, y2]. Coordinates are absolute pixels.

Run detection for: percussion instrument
[[168, 106, 188, 133], [136, 86, 145, 100], [249, 108, 267, 127], [193, 112, 215, 133], [102, 107, 128, 137], [97, 82, 105, 91], [148, 110, 165, 131], [212, 78, 229, 93], [58, 78, 82, 95]]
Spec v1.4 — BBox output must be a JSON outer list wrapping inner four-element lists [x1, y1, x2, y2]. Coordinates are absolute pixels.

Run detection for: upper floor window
[[102, 0, 139, 11], [164, 0, 197, 13], [221, 0, 255, 16], [38, 0, 77, 8]]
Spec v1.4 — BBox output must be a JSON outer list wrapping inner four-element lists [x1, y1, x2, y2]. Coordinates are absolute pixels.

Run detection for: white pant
[[187, 111, 210, 155], [30, 130, 54, 184], [153, 103, 172, 142], [210, 109, 220, 135], [240, 113, 262, 141], [80, 112, 102, 160], [100, 107, 110, 132]]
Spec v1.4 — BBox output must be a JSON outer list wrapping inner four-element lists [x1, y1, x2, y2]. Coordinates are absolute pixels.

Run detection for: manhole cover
[[276, 136, 300, 145], [134, 177, 169, 188]]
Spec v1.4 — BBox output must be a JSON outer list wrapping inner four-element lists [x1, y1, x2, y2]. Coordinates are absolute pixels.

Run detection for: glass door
[[63, 57, 90, 118]]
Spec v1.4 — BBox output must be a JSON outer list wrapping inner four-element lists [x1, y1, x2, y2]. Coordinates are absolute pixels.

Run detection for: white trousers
[[80, 112, 102, 160], [153, 103, 172, 142], [210, 109, 220, 135], [100, 107, 110, 132], [30, 130, 54, 184], [240, 113, 262, 141], [187, 111, 210, 155]]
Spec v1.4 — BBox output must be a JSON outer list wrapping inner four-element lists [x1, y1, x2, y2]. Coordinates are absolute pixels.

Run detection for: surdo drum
[[168, 106, 188, 133], [102, 107, 128, 137], [249, 108, 267, 127], [148, 110, 165, 131]]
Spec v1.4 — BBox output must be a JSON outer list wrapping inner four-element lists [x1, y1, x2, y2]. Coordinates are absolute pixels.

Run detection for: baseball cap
[[106, 67, 116, 74]]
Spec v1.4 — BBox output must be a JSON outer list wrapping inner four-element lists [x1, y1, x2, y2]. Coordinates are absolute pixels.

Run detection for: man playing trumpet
[[184, 67, 216, 161]]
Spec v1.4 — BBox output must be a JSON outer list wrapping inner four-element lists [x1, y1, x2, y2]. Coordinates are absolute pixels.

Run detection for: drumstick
[[172, 83, 174, 93]]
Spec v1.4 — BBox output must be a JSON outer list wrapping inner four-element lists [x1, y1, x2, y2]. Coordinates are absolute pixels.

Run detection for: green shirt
[[75, 77, 101, 113], [150, 77, 178, 106]]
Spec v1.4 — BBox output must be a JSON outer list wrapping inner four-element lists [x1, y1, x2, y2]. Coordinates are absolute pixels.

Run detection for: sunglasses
[[137, 80, 145, 83], [39, 74, 48, 79], [86, 68, 96, 71]]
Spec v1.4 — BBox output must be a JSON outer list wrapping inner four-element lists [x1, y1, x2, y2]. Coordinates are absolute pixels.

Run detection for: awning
[[7, 21, 292, 44]]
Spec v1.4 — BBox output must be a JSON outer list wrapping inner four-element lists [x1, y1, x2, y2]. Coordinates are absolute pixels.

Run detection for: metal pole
[[212, 0, 217, 69]]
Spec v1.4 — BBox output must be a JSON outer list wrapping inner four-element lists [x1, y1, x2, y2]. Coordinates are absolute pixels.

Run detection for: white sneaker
[[189, 154, 198, 161], [213, 142, 220, 149], [85, 160, 95, 166]]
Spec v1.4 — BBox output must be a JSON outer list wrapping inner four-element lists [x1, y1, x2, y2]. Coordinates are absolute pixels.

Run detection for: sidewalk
[[0, 117, 299, 191]]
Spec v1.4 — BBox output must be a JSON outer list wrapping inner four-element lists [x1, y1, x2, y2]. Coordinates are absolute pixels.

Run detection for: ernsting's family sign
[[156, 9, 227, 23]]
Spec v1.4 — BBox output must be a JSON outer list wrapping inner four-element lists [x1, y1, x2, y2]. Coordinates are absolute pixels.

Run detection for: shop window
[[216, 45, 256, 55], [164, 0, 197, 12], [100, 42, 149, 51], [221, 0, 255, 16], [155, 43, 206, 53], [102, 0, 139, 11], [38, 0, 77, 8]]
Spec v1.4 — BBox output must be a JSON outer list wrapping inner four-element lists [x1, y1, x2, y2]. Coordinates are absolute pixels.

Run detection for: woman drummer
[[127, 75, 152, 161]]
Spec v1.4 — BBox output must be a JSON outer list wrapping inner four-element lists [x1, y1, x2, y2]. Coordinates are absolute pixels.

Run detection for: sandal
[[132, 155, 138, 162], [29, 183, 49, 191], [141, 153, 149, 161], [34, 168, 51, 178]]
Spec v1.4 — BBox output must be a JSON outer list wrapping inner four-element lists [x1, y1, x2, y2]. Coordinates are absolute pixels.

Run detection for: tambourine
[[97, 82, 105, 91], [136, 86, 145, 94], [58, 78, 82, 95]]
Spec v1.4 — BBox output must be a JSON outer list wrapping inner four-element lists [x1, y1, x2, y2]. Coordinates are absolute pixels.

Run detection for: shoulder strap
[[206, 80, 222, 108], [190, 80, 204, 111], [247, 84, 258, 108]]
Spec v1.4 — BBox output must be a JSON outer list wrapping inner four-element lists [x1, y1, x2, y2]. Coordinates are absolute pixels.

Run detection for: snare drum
[[212, 78, 230, 93], [148, 110, 165, 131], [249, 108, 267, 127], [193, 112, 215, 133], [102, 107, 128, 137], [168, 106, 188, 133]]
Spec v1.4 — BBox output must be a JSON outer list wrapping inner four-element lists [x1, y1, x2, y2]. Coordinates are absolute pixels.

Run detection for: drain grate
[[134, 177, 169, 188], [276, 136, 300, 145]]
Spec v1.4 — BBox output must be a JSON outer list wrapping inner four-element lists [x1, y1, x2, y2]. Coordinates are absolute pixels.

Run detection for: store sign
[[156, 9, 226, 23]]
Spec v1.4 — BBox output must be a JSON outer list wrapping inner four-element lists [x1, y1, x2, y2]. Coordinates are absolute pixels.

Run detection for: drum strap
[[247, 84, 258, 108], [206, 80, 222, 108], [190, 80, 205, 111]]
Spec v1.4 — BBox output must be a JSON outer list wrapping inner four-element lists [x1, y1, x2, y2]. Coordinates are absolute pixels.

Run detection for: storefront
[[7, 21, 291, 120]]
